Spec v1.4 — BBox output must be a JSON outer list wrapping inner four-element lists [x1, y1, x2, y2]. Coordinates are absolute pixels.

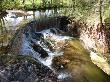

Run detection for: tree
[[0, 0, 4, 12], [42, 0, 46, 7], [50, 0, 52, 5], [99, 0, 103, 27], [22, 0, 25, 4], [32, 0, 35, 9]]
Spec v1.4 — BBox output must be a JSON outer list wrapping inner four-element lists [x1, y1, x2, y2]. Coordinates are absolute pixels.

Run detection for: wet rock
[[58, 16, 70, 32], [0, 54, 58, 82], [32, 33, 44, 40], [31, 43, 49, 58], [50, 28, 57, 34], [52, 56, 70, 71]]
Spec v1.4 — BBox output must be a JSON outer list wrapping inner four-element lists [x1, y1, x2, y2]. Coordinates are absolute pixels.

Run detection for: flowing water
[[21, 28, 71, 68], [0, 9, 110, 82], [0, 9, 57, 47], [21, 27, 72, 79]]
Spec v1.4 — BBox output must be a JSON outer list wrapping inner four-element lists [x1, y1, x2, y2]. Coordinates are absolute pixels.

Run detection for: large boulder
[[0, 54, 58, 82]]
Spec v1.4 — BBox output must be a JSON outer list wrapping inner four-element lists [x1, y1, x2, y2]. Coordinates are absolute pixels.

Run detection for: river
[[0, 9, 110, 82]]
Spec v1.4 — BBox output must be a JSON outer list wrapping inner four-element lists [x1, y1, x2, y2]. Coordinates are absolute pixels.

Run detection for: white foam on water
[[58, 73, 71, 79], [21, 28, 72, 79], [23, 28, 69, 64]]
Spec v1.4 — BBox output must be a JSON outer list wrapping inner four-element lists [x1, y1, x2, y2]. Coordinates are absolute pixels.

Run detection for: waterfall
[[21, 27, 71, 69]]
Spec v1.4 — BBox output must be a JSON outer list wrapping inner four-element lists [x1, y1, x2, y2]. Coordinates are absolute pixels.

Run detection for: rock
[[0, 54, 58, 82], [58, 16, 70, 32], [52, 56, 70, 71], [31, 43, 49, 58], [32, 33, 44, 40]]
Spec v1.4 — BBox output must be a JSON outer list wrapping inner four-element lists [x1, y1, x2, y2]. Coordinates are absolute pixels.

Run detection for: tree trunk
[[22, 0, 25, 4], [51, 0, 52, 5], [33, 0, 35, 9], [99, 0, 103, 27], [62, 0, 63, 5], [42, 0, 46, 7]]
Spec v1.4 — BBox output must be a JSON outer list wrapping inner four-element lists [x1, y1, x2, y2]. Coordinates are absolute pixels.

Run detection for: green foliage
[[0, 0, 110, 22], [0, 0, 68, 11], [0, 0, 21, 11], [71, 0, 98, 19]]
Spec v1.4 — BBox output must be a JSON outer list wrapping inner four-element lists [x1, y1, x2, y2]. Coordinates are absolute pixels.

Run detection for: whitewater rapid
[[21, 28, 72, 69]]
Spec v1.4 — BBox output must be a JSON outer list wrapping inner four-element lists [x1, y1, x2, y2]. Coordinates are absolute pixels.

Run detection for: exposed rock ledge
[[0, 54, 58, 82]]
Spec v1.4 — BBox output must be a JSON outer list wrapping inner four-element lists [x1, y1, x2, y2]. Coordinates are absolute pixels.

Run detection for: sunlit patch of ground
[[53, 39, 110, 82]]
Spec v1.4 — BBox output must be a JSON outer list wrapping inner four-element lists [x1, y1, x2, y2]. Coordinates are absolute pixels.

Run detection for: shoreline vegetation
[[0, 0, 110, 82], [0, 0, 70, 12]]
